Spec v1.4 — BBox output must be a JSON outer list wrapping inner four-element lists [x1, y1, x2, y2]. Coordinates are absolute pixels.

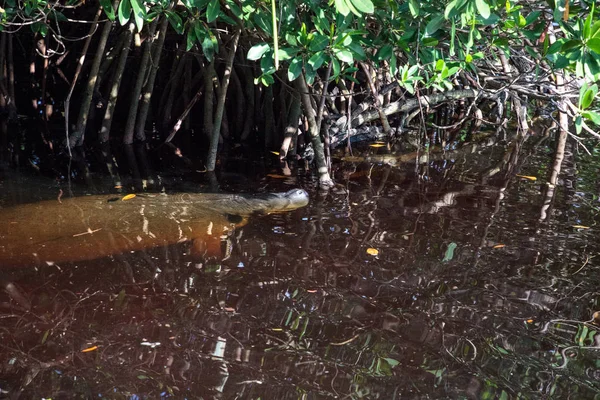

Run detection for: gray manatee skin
[[0, 189, 309, 268]]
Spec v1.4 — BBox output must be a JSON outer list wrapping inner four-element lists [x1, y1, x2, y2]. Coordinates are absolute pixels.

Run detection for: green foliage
[[3, 0, 600, 139]]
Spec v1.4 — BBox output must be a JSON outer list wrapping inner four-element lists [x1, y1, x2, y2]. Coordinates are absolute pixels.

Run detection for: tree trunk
[[136, 14, 169, 141], [240, 66, 255, 141], [65, 5, 102, 152], [123, 17, 159, 145], [206, 30, 240, 171], [98, 22, 134, 144], [230, 66, 244, 136], [359, 61, 392, 135], [294, 74, 334, 187], [182, 54, 192, 131], [279, 93, 301, 159], [202, 59, 216, 139], [161, 51, 186, 131], [72, 0, 118, 147], [263, 85, 274, 149]]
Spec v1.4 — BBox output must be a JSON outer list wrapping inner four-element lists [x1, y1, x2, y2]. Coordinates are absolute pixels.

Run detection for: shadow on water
[[2, 137, 600, 398]]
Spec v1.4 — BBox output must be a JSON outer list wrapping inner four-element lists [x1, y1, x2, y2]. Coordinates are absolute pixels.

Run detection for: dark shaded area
[[1, 135, 600, 399]]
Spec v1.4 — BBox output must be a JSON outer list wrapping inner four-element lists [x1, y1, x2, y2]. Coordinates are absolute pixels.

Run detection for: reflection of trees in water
[[3, 144, 600, 397]]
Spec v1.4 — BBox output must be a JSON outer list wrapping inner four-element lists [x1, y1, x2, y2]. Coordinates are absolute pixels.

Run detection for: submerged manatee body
[[0, 189, 309, 268]]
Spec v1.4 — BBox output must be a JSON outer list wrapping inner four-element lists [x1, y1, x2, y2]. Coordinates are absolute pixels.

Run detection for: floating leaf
[[267, 174, 288, 179], [369, 143, 386, 148], [572, 225, 590, 229], [122, 194, 137, 201], [442, 242, 457, 261], [516, 174, 537, 181], [493, 244, 505, 249], [81, 345, 98, 353], [366, 248, 379, 255], [270, 151, 280, 155]]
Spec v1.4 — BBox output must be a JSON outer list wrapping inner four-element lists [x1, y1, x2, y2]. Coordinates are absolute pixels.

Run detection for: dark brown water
[[1, 140, 600, 399]]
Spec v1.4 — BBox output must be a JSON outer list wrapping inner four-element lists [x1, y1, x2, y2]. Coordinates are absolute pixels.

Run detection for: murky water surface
[[1, 141, 600, 399]]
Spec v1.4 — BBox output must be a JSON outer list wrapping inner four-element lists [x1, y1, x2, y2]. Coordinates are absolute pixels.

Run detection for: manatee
[[0, 189, 309, 268]]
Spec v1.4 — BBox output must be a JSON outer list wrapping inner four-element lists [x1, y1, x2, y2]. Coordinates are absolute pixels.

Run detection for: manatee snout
[[284, 189, 309, 208]]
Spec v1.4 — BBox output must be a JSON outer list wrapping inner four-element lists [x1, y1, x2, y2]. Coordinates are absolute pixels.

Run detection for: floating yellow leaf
[[572, 225, 590, 229], [369, 143, 386, 148], [307, 289, 318, 293], [493, 244, 505, 249], [270, 151, 280, 156], [266, 174, 287, 179], [81, 345, 98, 353], [526, 319, 534, 324], [366, 248, 379, 255], [271, 328, 283, 331], [122, 194, 136, 201], [114, 185, 122, 189], [516, 174, 537, 181]]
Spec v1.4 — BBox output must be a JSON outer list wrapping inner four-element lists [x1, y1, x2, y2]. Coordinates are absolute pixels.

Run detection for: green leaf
[[562, 39, 583, 52], [117, 0, 132, 26], [202, 36, 216, 61], [348, 0, 374, 14], [442, 242, 457, 262], [309, 33, 329, 51], [254, 12, 272, 36], [588, 38, 600, 54], [546, 40, 563, 55], [186, 29, 196, 51], [408, 0, 420, 17], [247, 43, 270, 60], [475, 0, 490, 19], [444, 0, 458, 19], [288, 57, 303, 81], [331, 57, 341, 79], [375, 44, 393, 61], [278, 47, 298, 61], [194, 20, 205, 43], [581, 85, 598, 109], [425, 16, 444, 37], [334, 48, 353, 63], [591, 20, 600, 38], [99, 0, 115, 20], [347, 42, 366, 60], [575, 115, 583, 135], [206, 0, 220, 23], [584, 3, 595, 39], [582, 110, 600, 125], [525, 11, 541, 26], [130, 0, 145, 32], [334, 0, 350, 16], [422, 37, 439, 47], [260, 51, 275, 74], [308, 51, 326, 70], [165, 11, 183, 34]]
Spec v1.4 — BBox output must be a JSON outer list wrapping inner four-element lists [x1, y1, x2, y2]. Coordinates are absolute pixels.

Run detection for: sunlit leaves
[[206, 0, 219, 23], [334, 0, 374, 16], [165, 11, 183, 34], [117, 0, 131, 26], [333, 48, 353, 63], [579, 82, 598, 110], [475, 0, 491, 19], [408, 0, 419, 17], [288, 57, 303, 81], [130, 0, 146, 32], [99, 0, 115, 21], [247, 43, 270, 60]]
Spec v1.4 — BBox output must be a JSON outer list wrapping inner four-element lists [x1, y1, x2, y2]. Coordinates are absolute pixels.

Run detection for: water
[[1, 140, 600, 399]]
